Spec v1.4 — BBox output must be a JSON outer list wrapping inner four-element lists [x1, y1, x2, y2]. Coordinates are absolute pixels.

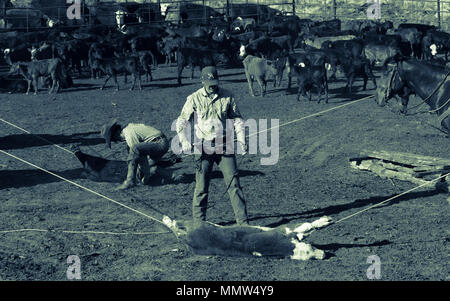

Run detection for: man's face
[[204, 84, 219, 95]]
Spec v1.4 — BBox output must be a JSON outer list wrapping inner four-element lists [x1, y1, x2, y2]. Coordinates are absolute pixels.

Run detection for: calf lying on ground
[[9, 58, 64, 95], [163, 216, 333, 260], [288, 61, 329, 103], [71, 145, 183, 184], [242, 54, 283, 97]]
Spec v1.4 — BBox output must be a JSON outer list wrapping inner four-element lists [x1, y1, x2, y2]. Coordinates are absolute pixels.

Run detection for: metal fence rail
[[0, 0, 448, 32]]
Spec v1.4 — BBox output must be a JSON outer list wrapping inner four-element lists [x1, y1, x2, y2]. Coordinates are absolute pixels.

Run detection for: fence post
[[437, 0, 441, 29], [150, 1, 156, 24], [256, 0, 259, 23], [226, 0, 230, 21], [292, 0, 296, 16], [333, 0, 337, 19], [203, 0, 206, 24]]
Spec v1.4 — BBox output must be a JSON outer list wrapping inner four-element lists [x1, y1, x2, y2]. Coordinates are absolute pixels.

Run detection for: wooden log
[[378, 161, 416, 174], [350, 159, 435, 187], [415, 170, 450, 178], [361, 150, 450, 167], [412, 165, 450, 172]]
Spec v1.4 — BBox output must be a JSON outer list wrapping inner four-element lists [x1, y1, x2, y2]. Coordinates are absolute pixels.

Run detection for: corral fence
[[0, 0, 448, 32]]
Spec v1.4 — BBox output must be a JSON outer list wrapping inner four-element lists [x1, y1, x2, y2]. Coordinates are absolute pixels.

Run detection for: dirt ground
[[0, 62, 448, 282]]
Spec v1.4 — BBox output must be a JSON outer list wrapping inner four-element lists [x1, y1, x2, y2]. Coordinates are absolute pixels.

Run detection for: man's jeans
[[193, 152, 248, 225], [128, 135, 169, 180]]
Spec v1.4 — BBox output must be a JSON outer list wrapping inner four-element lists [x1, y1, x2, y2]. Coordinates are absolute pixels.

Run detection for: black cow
[[270, 35, 299, 54], [397, 27, 423, 59], [363, 43, 402, 68], [128, 35, 159, 67], [227, 31, 266, 45], [134, 50, 154, 82], [55, 39, 90, 76], [309, 19, 341, 37], [321, 39, 364, 58], [288, 61, 328, 103], [158, 36, 182, 65], [88, 42, 119, 79], [267, 16, 302, 38], [3, 46, 31, 65], [397, 23, 436, 36], [359, 20, 393, 35], [422, 30, 450, 61], [239, 36, 284, 60], [338, 56, 377, 94], [176, 47, 229, 85], [165, 23, 209, 39], [90, 55, 142, 91], [285, 48, 338, 89]]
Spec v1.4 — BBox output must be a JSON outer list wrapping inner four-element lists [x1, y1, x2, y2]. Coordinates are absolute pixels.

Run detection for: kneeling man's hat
[[100, 119, 120, 148]]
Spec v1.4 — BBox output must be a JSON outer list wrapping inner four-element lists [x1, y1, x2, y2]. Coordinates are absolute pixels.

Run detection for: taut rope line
[[0, 117, 74, 155], [0, 149, 177, 235], [0, 229, 170, 235], [181, 94, 375, 157], [334, 172, 449, 225]]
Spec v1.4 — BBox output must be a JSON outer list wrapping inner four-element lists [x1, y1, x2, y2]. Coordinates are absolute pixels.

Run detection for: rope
[[331, 172, 449, 226], [0, 118, 74, 155], [0, 228, 171, 235], [180, 94, 375, 157], [0, 149, 176, 235], [0, 117, 114, 159]]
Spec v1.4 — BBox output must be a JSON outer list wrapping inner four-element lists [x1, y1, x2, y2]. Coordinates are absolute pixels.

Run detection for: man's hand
[[238, 141, 248, 155], [181, 140, 193, 154]]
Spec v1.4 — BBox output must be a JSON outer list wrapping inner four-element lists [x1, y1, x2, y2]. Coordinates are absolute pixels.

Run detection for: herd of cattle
[[0, 15, 449, 102]]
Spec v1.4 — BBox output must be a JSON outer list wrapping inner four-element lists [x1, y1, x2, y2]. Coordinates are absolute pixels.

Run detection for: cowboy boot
[[136, 156, 157, 185], [115, 160, 137, 190]]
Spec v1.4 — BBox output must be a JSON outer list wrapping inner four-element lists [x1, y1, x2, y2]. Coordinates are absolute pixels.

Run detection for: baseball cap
[[201, 66, 219, 87]]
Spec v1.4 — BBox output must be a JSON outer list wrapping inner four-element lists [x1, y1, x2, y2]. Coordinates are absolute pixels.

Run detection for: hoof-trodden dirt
[[0, 65, 448, 281]]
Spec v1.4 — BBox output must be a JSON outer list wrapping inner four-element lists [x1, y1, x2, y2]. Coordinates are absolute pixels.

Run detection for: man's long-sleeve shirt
[[176, 87, 246, 147], [120, 123, 162, 149]]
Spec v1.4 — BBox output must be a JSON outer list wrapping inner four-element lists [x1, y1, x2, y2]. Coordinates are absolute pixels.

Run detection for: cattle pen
[[0, 0, 449, 31]]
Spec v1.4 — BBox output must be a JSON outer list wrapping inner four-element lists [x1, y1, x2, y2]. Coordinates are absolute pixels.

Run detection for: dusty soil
[[0, 62, 448, 282]]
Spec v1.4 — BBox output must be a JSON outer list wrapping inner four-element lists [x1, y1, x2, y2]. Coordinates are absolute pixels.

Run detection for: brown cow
[[9, 58, 64, 95]]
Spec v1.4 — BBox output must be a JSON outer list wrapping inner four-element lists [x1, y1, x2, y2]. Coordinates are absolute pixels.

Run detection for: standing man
[[101, 120, 169, 190], [176, 66, 249, 225]]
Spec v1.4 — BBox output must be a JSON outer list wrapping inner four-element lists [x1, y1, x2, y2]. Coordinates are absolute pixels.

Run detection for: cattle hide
[[71, 145, 182, 183], [163, 216, 332, 260]]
